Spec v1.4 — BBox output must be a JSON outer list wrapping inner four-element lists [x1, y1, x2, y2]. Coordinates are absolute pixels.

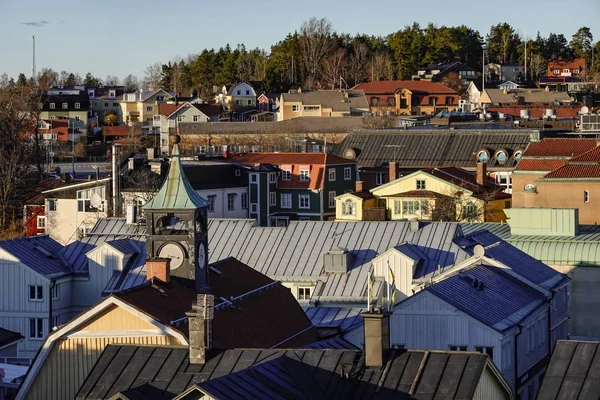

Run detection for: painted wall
[[45, 198, 107, 245], [198, 187, 249, 219]]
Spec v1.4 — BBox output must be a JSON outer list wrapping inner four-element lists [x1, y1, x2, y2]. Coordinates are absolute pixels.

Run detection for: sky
[[1, 0, 599, 82]]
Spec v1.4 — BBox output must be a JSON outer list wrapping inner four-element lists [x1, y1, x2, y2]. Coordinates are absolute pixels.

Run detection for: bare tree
[[430, 187, 504, 222], [529, 54, 547, 80], [105, 75, 121, 87], [143, 62, 163, 90], [362, 115, 398, 129], [349, 42, 370, 84], [123, 168, 163, 207], [0, 73, 9, 88], [37, 68, 58, 87], [321, 48, 346, 89], [123, 74, 140, 92], [371, 51, 395, 81], [298, 17, 333, 82]]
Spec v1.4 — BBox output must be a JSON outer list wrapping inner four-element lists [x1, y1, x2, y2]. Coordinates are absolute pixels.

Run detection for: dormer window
[[563, 69, 570, 73], [553, 69, 560, 74], [495, 150, 508, 164], [50, 103, 55, 109], [573, 69, 580, 74], [62, 103, 68, 109], [246, 90, 250, 95], [75, 102, 80, 109], [109, 89, 116, 97], [237, 90, 241, 95], [477, 150, 489, 163]]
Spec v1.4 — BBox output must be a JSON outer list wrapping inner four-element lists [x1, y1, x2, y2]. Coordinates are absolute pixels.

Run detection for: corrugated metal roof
[[0, 235, 69, 277], [106, 239, 138, 256], [425, 264, 547, 332], [143, 141, 211, 210], [303, 307, 364, 332]]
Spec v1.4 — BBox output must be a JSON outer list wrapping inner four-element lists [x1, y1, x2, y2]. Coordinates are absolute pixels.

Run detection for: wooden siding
[[25, 335, 180, 400], [77, 305, 158, 332], [473, 368, 511, 400], [371, 250, 417, 302]]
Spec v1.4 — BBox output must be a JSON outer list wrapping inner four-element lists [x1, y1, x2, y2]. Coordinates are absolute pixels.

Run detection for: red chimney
[[146, 258, 171, 283], [476, 162, 487, 186], [355, 181, 364, 193], [389, 162, 398, 182]]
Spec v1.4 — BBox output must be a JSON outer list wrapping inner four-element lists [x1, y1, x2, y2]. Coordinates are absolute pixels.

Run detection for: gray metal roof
[[332, 129, 536, 168], [143, 142, 211, 210], [0, 235, 70, 277], [303, 307, 364, 332]]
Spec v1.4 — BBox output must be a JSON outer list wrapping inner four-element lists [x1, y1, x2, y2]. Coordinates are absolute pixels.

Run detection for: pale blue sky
[[1, 0, 599, 81]]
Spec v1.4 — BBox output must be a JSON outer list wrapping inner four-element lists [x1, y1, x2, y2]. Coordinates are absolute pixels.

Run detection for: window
[[475, 346, 494, 359], [328, 168, 336, 181], [146, 106, 153, 112], [30, 318, 44, 339], [247, 100, 252, 105], [281, 193, 292, 208], [77, 186, 105, 212], [421, 200, 430, 215], [207, 195, 216, 212], [47, 199, 57, 211], [75, 116, 80, 122], [574, 68, 580, 74], [402, 200, 420, 216], [29, 285, 43, 301], [416, 180, 426, 190], [394, 200, 402, 215], [177, 115, 183, 122], [113, 102, 119, 107], [584, 190, 590, 203], [553, 69, 560, 74], [237, 90, 241, 95], [449, 345, 467, 351], [342, 199, 356, 216], [477, 150, 489, 163], [344, 167, 352, 180], [37, 216, 46, 228], [156, 96, 164, 101], [269, 192, 276, 206], [292, 105, 299, 112], [241, 193, 248, 209], [104, 102, 109, 107], [496, 150, 507, 164], [299, 194, 310, 209], [282, 170, 291, 180], [376, 172, 384, 186], [227, 193, 236, 211], [246, 90, 250, 95], [299, 170, 309, 181], [250, 203, 257, 213], [298, 287, 311, 300], [329, 191, 336, 208], [50, 103, 55, 109], [505, 200, 511, 209], [109, 90, 116, 97], [269, 173, 277, 183], [463, 203, 478, 219], [371, 97, 379, 106], [75, 102, 80, 109], [51, 284, 59, 300], [250, 174, 257, 183], [192, 115, 199, 122], [562, 68, 570, 73]]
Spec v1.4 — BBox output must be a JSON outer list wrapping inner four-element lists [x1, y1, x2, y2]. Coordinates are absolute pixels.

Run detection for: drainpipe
[[514, 324, 522, 394], [48, 279, 56, 333]]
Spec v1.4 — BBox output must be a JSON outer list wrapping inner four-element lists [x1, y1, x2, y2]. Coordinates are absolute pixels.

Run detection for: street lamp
[[482, 44, 487, 92]]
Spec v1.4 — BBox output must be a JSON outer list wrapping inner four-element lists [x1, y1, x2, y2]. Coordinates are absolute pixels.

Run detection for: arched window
[[514, 150, 523, 161], [156, 215, 188, 235], [342, 199, 356, 216], [495, 150, 508, 164], [477, 150, 489, 163], [387, 97, 396, 106], [370, 97, 379, 106]]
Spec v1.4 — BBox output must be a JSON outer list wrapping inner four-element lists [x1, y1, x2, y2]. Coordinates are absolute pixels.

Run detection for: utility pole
[[32, 35, 36, 84]]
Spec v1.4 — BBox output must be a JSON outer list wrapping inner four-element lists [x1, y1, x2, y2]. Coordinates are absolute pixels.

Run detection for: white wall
[[45, 198, 107, 245], [197, 187, 248, 219]]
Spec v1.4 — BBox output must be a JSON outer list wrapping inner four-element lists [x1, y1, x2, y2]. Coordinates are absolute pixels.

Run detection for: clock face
[[197, 243, 206, 268], [158, 242, 185, 270]]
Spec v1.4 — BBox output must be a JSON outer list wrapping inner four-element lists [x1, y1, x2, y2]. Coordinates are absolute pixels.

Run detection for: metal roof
[[425, 264, 547, 332], [0, 235, 70, 277], [143, 141, 211, 210], [303, 307, 364, 332]]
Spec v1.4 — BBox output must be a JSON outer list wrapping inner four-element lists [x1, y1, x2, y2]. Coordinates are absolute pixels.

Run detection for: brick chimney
[[389, 162, 398, 182], [476, 162, 487, 186], [355, 181, 364, 193], [146, 258, 171, 283], [186, 294, 215, 364], [361, 311, 391, 368]]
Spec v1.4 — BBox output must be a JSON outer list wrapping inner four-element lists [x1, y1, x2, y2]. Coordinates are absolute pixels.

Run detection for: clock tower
[[143, 135, 211, 292]]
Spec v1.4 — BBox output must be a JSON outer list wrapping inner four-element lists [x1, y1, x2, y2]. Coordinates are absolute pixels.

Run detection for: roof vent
[[323, 248, 352, 274]]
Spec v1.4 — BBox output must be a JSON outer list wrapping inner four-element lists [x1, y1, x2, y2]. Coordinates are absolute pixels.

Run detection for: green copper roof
[[143, 140, 211, 210]]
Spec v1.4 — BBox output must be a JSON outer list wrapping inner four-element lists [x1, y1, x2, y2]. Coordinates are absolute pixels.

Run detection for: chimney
[[186, 294, 215, 364], [476, 162, 487, 186], [146, 258, 171, 283], [389, 162, 398, 183], [355, 181, 364, 193], [360, 311, 391, 368], [147, 147, 156, 160]]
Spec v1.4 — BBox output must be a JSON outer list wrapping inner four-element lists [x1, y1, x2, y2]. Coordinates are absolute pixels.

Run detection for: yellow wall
[[40, 110, 89, 134], [335, 195, 364, 221], [372, 173, 462, 197]]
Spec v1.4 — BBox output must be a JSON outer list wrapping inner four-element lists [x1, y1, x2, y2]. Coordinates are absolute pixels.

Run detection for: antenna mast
[[32, 35, 36, 84]]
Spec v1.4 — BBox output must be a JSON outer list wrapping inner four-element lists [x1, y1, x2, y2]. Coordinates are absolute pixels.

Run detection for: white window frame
[[299, 194, 310, 209], [146, 106, 153, 112], [77, 187, 105, 213], [193, 115, 200, 122], [402, 200, 420, 216], [75, 116, 80, 122], [584, 190, 590, 203], [104, 102, 109, 107], [298, 287, 311, 300], [51, 284, 59, 300], [207, 195, 216, 212], [227, 193, 235, 211], [47, 199, 57, 212], [37, 216, 46, 229], [29, 318, 44, 339], [282, 170, 291, 180], [344, 167, 352, 180], [270, 192, 276, 206], [241, 193, 248, 209], [250, 203, 257, 213], [281, 193, 292, 209], [292, 105, 299, 112], [573, 68, 580, 74], [376, 172, 384, 186], [562, 68, 570, 73], [29, 285, 43, 301], [62, 103, 68, 109], [177, 115, 183, 122], [299, 170, 309, 181], [250, 174, 257, 183], [50, 103, 55, 109], [328, 191, 336, 208], [269, 173, 277, 183], [75, 102, 81, 109], [328, 168, 336, 182], [553, 69, 560, 74], [342, 199, 356, 216]]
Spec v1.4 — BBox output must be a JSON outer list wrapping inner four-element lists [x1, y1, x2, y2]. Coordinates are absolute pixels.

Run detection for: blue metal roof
[[455, 231, 566, 290], [303, 307, 364, 332], [106, 239, 138, 256], [425, 264, 546, 332], [0, 235, 70, 277]]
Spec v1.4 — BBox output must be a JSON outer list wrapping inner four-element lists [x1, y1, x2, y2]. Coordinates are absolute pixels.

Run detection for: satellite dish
[[581, 106, 589, 115], [90, 193, 102, 209], [473, 244, 485, 258]]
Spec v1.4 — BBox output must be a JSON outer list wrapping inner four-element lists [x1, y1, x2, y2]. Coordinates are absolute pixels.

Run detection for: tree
[[65, 73, 77, 87], [362, 115, 397, 129], [544, 33, 571, 59], [103, 111, 117, 126], [348, 41, 370, 85], [37, 68, 59, 87], [105, 75, 120, 87], [529, 54, 547, 80], [83, 72, 102, 87], [74, 142, 87, 159], [123, 168, 163, 209], [440, 72, 463, 93], [0, 73, 8, 88], [486, 23, 521, 63], [123, 74, 140, 92], [143, 62, 163, 90], [570, 27, 593, 59], [320, 48, 346, 89], [298, 17, 333, 83], [370, 50, 395, 81], [17, 73, 27, 87]]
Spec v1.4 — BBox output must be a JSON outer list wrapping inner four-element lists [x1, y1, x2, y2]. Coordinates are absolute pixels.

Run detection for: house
[[0, 327, 23, 359], [352, 80, 459, 115], [216, 82, 257, 111], [118, 88, 175, 126], [42, 178, 111, 245], [338, 164, 511, 223], [332, 128, 535, 191], [279, 89, 369, 120], [497, 80, 521, 90], [0, 327, 26, 400], [36, 119, 70, 143], [334, 181, 382, 222], [462, 80, 483, 112], [69, 313, 514, 399], [257, 92, 279, 112], [413, 61, 478, 89], [480, 88, 573, 107], [547, 58, 587, 79], [15, 258, 319, 400], [101, 125, 141, 142], [485, 63, 525, 83], [537, 340, 600, 399], [225, 152, 358, 226], [511, 138, 600, 224], [40, 90, 90, 137], [23, 180, 65, 237], [88, 86, 125, 126]]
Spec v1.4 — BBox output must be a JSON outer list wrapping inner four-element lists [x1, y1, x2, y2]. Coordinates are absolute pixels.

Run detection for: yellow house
[[41, 91, 90, 136], [119, 88, 174, 126], [335, 181, 383, 221], [279, 89, 369, 120], [337, 165, 511, 223]]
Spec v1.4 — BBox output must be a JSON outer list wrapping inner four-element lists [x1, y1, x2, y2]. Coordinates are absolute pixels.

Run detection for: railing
[[363, 208, 386, 221]]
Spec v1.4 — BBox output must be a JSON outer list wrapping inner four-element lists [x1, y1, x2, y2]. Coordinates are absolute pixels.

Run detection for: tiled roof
[[522, 139, 596, 157], [515, 159, 568, 172], [426, 264, 546, 331], [568, 145, 600, 162], [102, 125, 141, 137], [157, 103, 185, 117], [538, 340, 600, 400], [544, 165, 600, 179], [281, 89, 369, 112], [353, 80, 457, 94], [76, 344, 504, 400], [0, 235, 70, 277], [0, 327, 23, 348]]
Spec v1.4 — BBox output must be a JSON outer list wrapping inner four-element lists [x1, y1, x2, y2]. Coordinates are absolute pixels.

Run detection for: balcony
[[362, 208, 386, 221]]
